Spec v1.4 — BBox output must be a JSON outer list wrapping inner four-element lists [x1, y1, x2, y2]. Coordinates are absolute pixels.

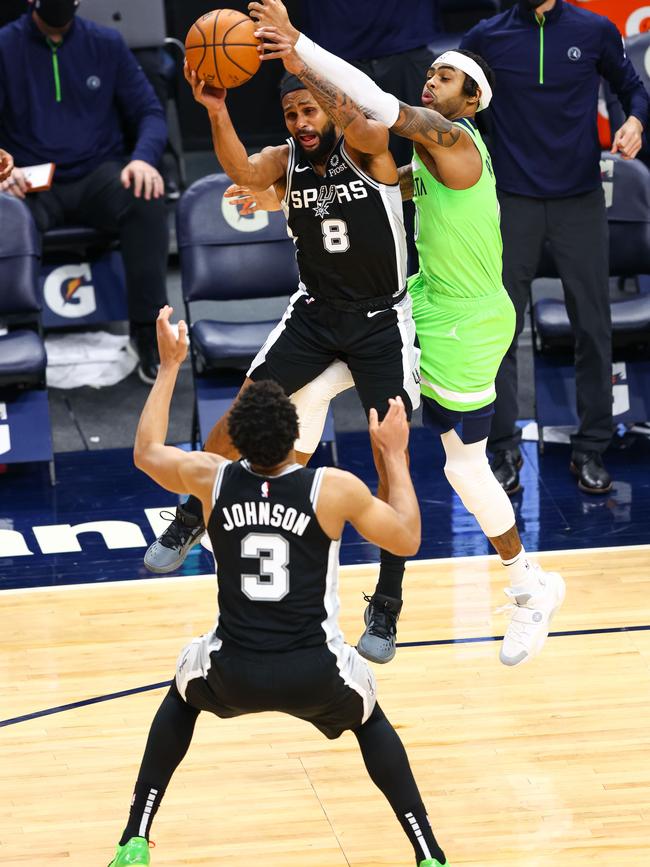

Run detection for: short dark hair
[[228, 380, 299, 467], [279, 72, 307, 100], [454, 49, 495, 101]]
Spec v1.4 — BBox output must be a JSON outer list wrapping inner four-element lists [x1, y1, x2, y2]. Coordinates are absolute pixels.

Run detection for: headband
[[434, 51, 493, 111]]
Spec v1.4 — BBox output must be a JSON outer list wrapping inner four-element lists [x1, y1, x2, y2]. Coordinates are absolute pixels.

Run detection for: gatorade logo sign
[[220, 193, 269, 233], [43, 263, 97, 318]]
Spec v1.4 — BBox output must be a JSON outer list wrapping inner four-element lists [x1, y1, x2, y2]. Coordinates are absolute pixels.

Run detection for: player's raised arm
[[183, 62, 287, 191], [133, 306, 224, 519], [251, 1, 389, 155], [317, 398, 421, 557]]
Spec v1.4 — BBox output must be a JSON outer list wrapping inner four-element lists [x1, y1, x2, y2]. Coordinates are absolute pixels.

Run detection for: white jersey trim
[[421, 374, 496, 404], [309, 466, 327, 508], [247, 286, 307, 377], [283, 137, 297, 207]]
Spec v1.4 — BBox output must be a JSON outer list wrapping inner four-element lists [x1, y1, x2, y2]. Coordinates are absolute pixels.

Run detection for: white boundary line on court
[[2, 543, 649, 596]]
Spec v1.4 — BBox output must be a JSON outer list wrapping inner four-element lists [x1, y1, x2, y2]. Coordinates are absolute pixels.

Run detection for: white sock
[[501, 546, 535, 589]]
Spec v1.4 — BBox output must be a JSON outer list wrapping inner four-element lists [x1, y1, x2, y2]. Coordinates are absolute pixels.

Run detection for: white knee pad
[[291, 360, 355, 455], [441, 429, 514, 538]]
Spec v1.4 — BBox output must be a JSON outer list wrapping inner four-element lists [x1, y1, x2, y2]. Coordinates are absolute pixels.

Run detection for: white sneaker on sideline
[[498, 566, 566, 666]]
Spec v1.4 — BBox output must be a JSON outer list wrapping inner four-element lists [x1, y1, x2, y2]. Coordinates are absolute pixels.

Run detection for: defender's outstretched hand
[[157, 306, 188, 368], [369, 397, 410, 456], [249, 0, 299, 43]]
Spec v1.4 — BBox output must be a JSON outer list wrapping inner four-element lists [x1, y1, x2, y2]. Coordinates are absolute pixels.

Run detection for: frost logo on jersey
[[330, 154, 339, 167], [261, 481, 270, 498], [314, 185, 337, 218], [43, 263, 96, 318], [220, 192, 269, 233]]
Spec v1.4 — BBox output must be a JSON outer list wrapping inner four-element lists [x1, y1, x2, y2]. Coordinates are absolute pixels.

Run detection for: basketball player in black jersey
[[143, 60, 422, 654], [107, 306, 448, 867]]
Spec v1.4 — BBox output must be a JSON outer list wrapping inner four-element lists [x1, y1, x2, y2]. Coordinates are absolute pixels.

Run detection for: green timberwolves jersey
[[411, 118, 504, 300]]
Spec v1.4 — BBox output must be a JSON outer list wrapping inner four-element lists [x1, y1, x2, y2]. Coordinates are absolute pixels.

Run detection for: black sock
[[354, 704, 446, 866], [181, 494, 203, 521], [119, 682, 200, 845], [375, 550, 406, 600]]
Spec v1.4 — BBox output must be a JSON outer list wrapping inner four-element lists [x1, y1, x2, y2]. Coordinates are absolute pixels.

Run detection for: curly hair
[[228, 380, 299, 468]]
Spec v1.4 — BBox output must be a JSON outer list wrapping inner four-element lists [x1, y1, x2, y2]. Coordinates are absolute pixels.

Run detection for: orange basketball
[[185, 8, 261, 89]]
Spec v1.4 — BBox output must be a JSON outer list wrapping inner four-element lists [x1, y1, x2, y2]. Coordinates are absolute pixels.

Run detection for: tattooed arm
[[393, 102, 462, 149]]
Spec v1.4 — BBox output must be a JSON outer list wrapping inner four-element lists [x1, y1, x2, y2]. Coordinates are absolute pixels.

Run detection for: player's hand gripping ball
[[185, 8, 261, 88]]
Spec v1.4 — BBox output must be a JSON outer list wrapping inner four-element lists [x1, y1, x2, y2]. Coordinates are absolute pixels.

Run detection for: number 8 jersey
[[282, 135, 407, 311], [207, 459, 342, 652]]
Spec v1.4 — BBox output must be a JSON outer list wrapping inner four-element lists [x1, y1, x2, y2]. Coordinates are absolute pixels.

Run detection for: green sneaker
[[419, 860, 448, 866], [107, 837, 151, 866]]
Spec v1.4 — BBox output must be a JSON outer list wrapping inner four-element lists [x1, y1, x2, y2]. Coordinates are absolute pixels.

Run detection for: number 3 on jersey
[[321, 218, 350, 253], [241, 533, 290, 601]]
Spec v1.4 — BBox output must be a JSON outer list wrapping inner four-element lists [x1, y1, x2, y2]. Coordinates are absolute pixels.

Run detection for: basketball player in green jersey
[[250, 0, 566, 668]]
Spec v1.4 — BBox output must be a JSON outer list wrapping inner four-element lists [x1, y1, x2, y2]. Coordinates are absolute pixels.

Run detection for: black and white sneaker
[[144, 504, 205, 574], [357, 593, 403, 664]]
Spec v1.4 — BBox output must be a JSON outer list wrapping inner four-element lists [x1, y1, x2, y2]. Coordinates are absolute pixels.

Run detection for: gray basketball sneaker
[[144, 505, 205, 574], [357, 593, 403, 664]]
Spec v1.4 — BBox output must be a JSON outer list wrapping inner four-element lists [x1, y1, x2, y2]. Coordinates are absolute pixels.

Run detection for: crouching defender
[[107, 305, 449, 867]]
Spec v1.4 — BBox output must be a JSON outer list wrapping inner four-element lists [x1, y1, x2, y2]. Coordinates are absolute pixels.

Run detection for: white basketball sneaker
[[499, 565, 566, 666]]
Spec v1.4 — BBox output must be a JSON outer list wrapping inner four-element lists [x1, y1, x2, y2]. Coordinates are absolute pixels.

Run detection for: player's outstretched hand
[[156, 306, 189, 369], [183, 61, 227, 114], [249, 0, 299, 43], [224, 183, 281, 213], [369, 397, 410, 456], [121, 160, 164, 200], [0, 149, 14, 183], [0, 165, 30, 199]]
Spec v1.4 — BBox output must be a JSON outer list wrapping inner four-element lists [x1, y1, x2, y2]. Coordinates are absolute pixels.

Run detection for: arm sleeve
[[598, 19, 650, 129], [294, 33, 400, 126], [113, 37, 168, 166]]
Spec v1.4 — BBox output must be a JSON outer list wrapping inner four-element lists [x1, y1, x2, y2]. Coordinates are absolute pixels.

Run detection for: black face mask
[[34, 0, 80, 28], [526, 0, 549, 9]]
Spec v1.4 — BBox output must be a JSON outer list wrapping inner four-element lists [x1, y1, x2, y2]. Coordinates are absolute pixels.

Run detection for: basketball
[[185, 8, 261, 89]]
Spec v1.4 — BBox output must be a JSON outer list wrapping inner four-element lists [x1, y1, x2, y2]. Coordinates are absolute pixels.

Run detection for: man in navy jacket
[[461, 0, 650, 494], [0, 0, 169, 383]]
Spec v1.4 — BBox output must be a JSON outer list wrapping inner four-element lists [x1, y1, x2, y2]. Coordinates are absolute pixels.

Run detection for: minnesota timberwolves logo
[[86, 75, 101, 91], [568, 47, 581, 61], [43, 263, 97, 318]]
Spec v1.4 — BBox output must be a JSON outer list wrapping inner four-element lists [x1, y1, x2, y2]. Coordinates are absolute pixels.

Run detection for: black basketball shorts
[[174, 630, 377, 740], [247, 287, 421, 420]]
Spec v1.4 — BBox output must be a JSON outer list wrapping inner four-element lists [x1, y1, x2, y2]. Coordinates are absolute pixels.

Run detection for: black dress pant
[[490, 188, 613, 455], [26, 161, 169, 325]]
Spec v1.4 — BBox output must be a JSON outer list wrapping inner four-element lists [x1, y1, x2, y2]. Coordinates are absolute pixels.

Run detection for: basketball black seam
[[191, 21, 207, 77], [212, 9, 224, 89], [223, 15, 253, 41], [222, 42, 256, 78]]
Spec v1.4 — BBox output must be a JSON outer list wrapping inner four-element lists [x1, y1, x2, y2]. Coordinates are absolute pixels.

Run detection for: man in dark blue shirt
[[461, 0, 650, 494], [0, 0, 170, 383]]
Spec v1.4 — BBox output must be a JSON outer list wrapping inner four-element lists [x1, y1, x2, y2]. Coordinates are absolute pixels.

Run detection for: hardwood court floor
[[1, 546, 650, 865]]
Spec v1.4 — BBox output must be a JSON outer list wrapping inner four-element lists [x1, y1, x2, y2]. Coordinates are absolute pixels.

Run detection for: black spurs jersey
[[207, 460, 343, 653], [282, 135, 407, 310]]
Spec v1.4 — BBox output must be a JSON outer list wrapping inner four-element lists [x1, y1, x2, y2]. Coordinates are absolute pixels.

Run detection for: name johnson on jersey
[[221, 500, 312, 536]]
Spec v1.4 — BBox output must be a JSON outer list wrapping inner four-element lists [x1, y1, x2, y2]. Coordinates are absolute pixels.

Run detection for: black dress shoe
[[570, 450, 612, 494], [129, 323, 160, 385], [490, 448, 523, 496]]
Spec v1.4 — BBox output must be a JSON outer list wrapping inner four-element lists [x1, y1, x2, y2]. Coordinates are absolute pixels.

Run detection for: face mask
[[526, 0, 549, 8], [34, 0, 80, 28]]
